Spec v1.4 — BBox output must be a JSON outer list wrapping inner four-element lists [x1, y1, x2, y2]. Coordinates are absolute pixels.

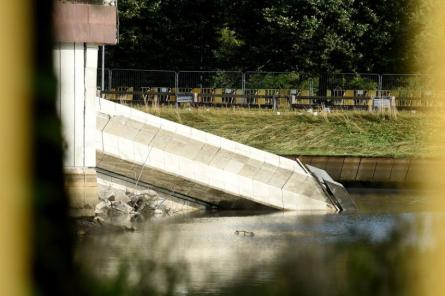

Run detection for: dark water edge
[[73, 188, 440, 295]]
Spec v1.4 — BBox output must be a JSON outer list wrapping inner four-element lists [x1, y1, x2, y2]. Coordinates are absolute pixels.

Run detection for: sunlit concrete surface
[[96, 98, 337, 211], [54, 43, 99, 215], [53, 1, 118, 215]]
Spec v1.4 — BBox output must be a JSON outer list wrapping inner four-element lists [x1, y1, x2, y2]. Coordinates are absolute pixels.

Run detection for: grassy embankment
[[137, 106, 444, 158]]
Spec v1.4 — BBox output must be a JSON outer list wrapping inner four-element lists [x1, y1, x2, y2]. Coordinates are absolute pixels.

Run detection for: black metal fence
[[178, 71, 243, 89], [57, 0, 115, 5], [320, 73, 380, 97], [97, 69, 444, 109]]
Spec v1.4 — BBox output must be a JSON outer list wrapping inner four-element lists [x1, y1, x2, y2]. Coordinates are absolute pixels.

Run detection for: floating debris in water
[[235, 230, 255, 237]]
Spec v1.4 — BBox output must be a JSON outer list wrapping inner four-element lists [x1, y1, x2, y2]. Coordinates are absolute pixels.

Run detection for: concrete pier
[[96, 98, 338, 211], [54, 43, 99, 215], [53, 2, 118, 215]]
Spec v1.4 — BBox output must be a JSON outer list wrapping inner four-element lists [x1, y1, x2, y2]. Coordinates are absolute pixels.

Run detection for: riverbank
[[138, 106, 443, 158]]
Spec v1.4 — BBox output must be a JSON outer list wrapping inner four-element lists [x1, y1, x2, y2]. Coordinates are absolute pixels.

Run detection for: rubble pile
[[94, 188, 169, 228]]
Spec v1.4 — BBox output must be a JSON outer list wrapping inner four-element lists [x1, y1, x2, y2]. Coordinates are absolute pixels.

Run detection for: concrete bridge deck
[[96, 98, 338, 211]]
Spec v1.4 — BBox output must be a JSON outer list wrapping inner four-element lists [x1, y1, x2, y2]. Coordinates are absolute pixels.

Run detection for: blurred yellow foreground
[[1, 0, 445, 295], [0, 0, 31, 296], [416, 0, 445, 295]]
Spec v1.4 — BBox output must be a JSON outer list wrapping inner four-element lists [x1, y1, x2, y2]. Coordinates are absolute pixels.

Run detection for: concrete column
[[54, 42, 98, 215], [85, 44, 98, 167]]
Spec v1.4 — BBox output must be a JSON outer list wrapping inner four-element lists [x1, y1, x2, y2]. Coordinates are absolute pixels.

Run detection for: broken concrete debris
[[93, 188, 171, 229]]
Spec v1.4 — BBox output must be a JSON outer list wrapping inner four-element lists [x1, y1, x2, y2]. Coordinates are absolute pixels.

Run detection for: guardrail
[[96, 69, 444, 110]]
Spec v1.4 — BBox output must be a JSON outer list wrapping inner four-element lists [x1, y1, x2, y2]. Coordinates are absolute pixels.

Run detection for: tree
[[108, 0, 420, 74], [107, 0, 223, 70]]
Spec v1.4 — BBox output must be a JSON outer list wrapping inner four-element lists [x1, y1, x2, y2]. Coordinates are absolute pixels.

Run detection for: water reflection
[[75, 190, 439, 295]]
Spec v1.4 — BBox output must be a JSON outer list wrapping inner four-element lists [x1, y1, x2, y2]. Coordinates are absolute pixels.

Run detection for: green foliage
[[411, 0, 445, 73], [109, 0, 420, 74], [213, 27, 245, 66], [349, 76, 378, 90], [211, 71, 241, 88], [395, 76, 424, 98], [109, 0, 223, 69], [247, 72, 302, 89]]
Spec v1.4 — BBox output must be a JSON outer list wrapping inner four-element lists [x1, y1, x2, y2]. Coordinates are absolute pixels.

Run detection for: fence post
[[242, 72, 246, 92], [309, 78, 313, 96], [378, 74, 383, 94], [175, 72, 179, 108], [175, 71, 179, 94], [108, 69, 112, 91]]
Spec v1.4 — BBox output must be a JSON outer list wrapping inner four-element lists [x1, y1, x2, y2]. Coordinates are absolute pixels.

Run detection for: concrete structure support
[[54, 42, 98, 215], [96, 98, 337, 211], [53, 2, 118, 215]]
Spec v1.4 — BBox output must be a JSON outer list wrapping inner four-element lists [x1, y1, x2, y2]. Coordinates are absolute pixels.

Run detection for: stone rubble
[[93, 188, 170, 230]]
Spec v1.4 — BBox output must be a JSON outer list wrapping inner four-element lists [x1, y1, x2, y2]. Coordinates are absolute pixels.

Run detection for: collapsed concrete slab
[[306, 165, 357, 212], [96, 98, 339, 211]]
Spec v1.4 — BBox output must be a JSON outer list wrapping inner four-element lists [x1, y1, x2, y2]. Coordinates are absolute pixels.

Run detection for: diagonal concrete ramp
[[96, 98, 338, 211]]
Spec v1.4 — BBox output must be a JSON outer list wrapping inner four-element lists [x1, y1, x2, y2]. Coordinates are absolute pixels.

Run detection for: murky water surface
[[75, 189, 441, 294]]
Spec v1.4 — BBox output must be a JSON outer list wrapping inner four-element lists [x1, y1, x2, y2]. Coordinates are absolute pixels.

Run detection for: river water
[[75, 189, 440, 295]]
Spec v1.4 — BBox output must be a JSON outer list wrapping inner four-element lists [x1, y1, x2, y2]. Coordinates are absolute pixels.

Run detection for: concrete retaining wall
[[295, 156, 431, 184]]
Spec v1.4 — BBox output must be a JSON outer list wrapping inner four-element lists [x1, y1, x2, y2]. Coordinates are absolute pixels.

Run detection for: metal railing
[[97, 69, 444, 110], [380, 74, 445, 109], [97, 68, 111, 91], [320, 73, 380, 97], [381, 74, 430, 97], [178, 71, 243, 89], [244, 71, 317, 94], [57, 0, 115, 5]]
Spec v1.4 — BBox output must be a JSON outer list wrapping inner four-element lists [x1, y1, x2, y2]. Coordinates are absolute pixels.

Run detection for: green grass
[[135, 105, 444, 158]]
